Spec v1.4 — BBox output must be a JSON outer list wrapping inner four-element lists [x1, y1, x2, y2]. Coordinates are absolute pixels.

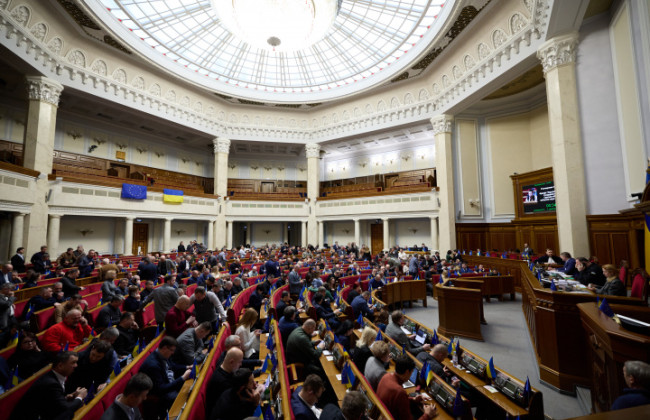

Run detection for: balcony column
[[318, 221, 325, 248], [207, 220, 215, 250], [301, 221, 307, 248], [429, 216, 439, 251], [124, 217, 134, 256], [226, 221, 234, 250], [382, 218, 390, 251], [353, 219, 361, 248], [306, 143, 320, 247], [431, 114, 456, 252], [537, 33, 589, 256], [10, 212, 27, 257], [46, 214, 61, 257], [23, 76, 63, 255], [213, 137, 230, 249]]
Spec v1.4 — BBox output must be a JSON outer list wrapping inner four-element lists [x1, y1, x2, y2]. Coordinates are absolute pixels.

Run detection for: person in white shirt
[[235, 308, 261, 359]]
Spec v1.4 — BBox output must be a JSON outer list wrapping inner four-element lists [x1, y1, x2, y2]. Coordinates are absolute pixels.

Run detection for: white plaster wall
[[250, 222, 283, 246], [59, 216, 116, 254], [328, 221, 354, 245], [0, 216, 12, 261], [576, 14, 629, 214], [171, 220, 206, 249], [394, 219, 430, 248]]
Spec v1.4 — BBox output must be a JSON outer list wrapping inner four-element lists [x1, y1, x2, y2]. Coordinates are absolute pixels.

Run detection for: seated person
[[40, 309, 92, 353], [557, 252, 577, 276], [351, 291, 374, 320], [206, 346, 245, 416], [352, 327, 376, 373], [23, 287, 59, 316], [139, 336, 192, 412], [313, 294, 341, 330], [385, 310, 430, 356], [247, 284, 267, 316], [236, 308, 261, 359], [10, 351, 87, 420], [209, 368, 264, 420], [534, 248, 563, 267], [279, 306, 301, 347], [140, 280, 155, 302], [320, 390, 366, 420], [54, 294, 86, 324], [286, 319, 325, 377], [376, 355, 437, 420], [165, 295, 197, 338], [7, 331, 49, 379], [587, 264, 626, 296], [365, 340, 391, 390], [611, 360, 650, 410], [369, 275, 385, 290], [458, 263, 474, 274], [334, 320, 354, 352], [291, 374, 330, 420], [95, 295, 123, 330], [100, 373, 153, 420], [65, 340, 114, 393], [345, 283, 361, 305], [123, 285, 141, 312], [416, 344, 460, 388], [575, 257, 606, 287], [174, 322, 211, 365], [113, 312, 140, 357], [275, 291, 291, 320]]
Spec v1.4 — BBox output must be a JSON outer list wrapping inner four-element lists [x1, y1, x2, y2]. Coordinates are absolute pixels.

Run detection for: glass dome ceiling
[[88, 0, 453, 103]]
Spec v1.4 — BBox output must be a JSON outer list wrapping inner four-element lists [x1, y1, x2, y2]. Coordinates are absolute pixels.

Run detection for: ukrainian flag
[[109, 359, 122, 381], [163, 188, 184, 204]]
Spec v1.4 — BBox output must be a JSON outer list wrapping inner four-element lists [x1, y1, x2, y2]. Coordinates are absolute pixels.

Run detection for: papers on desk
[[402, 380, 415, 388], [322, 350, 332, 356], [325, 356, 334, 361], [336, 374, 342, 380], [401, 326, 412, 335], [484, 385, 499, 393]]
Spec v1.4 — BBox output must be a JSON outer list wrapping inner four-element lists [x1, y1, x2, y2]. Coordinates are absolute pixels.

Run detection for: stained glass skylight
[[86, 0, 453, 103]]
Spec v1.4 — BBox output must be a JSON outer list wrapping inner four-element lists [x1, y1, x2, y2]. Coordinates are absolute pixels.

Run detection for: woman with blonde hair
[[352, 326, 377, 372], [588, 264, 627, 297], [236, 307, 261, 359]]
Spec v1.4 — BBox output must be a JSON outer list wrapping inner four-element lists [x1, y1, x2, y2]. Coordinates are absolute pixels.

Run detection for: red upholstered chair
[[0, 365, 51, 420], [619, 261, 629, 287], [32, 306, 55, 332]]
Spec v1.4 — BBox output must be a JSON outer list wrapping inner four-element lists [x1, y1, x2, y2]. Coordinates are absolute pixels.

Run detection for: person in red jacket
[[40, 309, 91, 353], [376, 355, 438, 420], [164, 295, 197, 337]]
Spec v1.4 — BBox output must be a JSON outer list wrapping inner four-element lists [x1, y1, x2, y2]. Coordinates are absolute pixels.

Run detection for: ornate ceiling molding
[[25, 75, 63, 106], [536, 31, 579, 74], [0, 0, 551, 143]]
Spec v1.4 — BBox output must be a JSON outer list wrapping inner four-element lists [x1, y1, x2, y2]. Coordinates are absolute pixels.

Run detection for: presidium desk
[[462, 256, 646, 394]]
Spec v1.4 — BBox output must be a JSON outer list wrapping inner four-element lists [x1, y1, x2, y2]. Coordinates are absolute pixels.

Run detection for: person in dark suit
[[30, 245, 48, 274], [10, 351, 88, 420], [100, 373, 153, 420], [60, 268, 83, 298], [291, 374, 331, 420], [138, 336, 191, 413], [611, 360, 650, 410], [209, 368, 264, 420], [10, 247, 26, 273], [313, 293, 341, 330]]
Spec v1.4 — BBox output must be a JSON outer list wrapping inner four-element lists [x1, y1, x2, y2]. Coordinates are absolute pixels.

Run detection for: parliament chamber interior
[[0, 0, 650, 419]]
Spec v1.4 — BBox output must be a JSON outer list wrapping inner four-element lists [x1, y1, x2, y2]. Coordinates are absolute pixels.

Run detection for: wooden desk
[[377, 279, 427, 308], [464, 256, 646, 393], [565, 405, 650, 419], [578, 302, 650, 412], [436, 283, 483, 341]]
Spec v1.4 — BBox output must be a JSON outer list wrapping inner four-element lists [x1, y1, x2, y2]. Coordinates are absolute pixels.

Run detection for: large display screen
[[522, 180, 556, 214]]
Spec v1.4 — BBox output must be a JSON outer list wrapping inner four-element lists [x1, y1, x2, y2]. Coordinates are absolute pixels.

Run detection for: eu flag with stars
[[121, 183, 147, 200]]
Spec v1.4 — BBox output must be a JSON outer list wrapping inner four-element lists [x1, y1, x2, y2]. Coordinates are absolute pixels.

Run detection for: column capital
[[537, 32, 579, 74], [382, 217, 390, 222], [125, 216, 135, 221], [430, 114, 454, 135], [305, 143, 321, 159], [429, 216, 439, 221], [16, 212, 28, 217], [49, 214, 62, 219], [212, 137, 231, 154], [164, 217, 174, 222], [25, 76, 63, 107], [353, 218, 360, 222]]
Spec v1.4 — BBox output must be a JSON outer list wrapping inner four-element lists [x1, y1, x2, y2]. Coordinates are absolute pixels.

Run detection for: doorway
[[370, 223, 383, 255], [133, 223, 148, 255]]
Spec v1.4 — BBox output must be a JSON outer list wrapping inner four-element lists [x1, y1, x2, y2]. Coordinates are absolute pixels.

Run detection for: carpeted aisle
[[405, 295, 586, 420]]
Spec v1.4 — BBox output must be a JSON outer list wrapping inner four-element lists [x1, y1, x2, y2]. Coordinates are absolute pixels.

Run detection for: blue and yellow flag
[[109, 359, 122, 381], [6, 366, 20, 389], [487, 357, 497, 380], [375, 330, 383, 341], [163, 188, 184, 204], [431, 329, 439, 345], [263, 404, 274, 420], [252, 405, 263, 419], [261, 355, 273, 375], [24, 304, 34, 321], [523, 376, 531, 404], [550, 279, 557, 291], [452, 388, 463, 416], [132, 337, 144, 357], [599, 298, 615, 318], [8, 331, 18, 347], [265, 333, 274, 351], [62, 341, 69, 352], [189, 359, 198, 380], [357, 313, 364, 327]]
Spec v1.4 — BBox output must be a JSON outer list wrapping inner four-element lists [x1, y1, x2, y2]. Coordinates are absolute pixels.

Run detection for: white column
[[245, 223, 251, 245], [124, 217, 134, 256], [537, 33, 589, 257], [226, 221, 233, 250], [46, 215, 61, 257], [301, 221, 307, 247], [213, 138, 230, 249], [306, 143, 320, 247], [10, 213, 26, 256], [113, 218, 124, 255], [207, 220, 215, 250], [382, 218, 390, 251], [431, 114, 456, 253], [353, 219, 360, 247], [430, 216, 439, 251], [318, 221, 325, 248], [23, 76, 63, 256], [281, 222, 286, 244], [162, 218, 172, 252]]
